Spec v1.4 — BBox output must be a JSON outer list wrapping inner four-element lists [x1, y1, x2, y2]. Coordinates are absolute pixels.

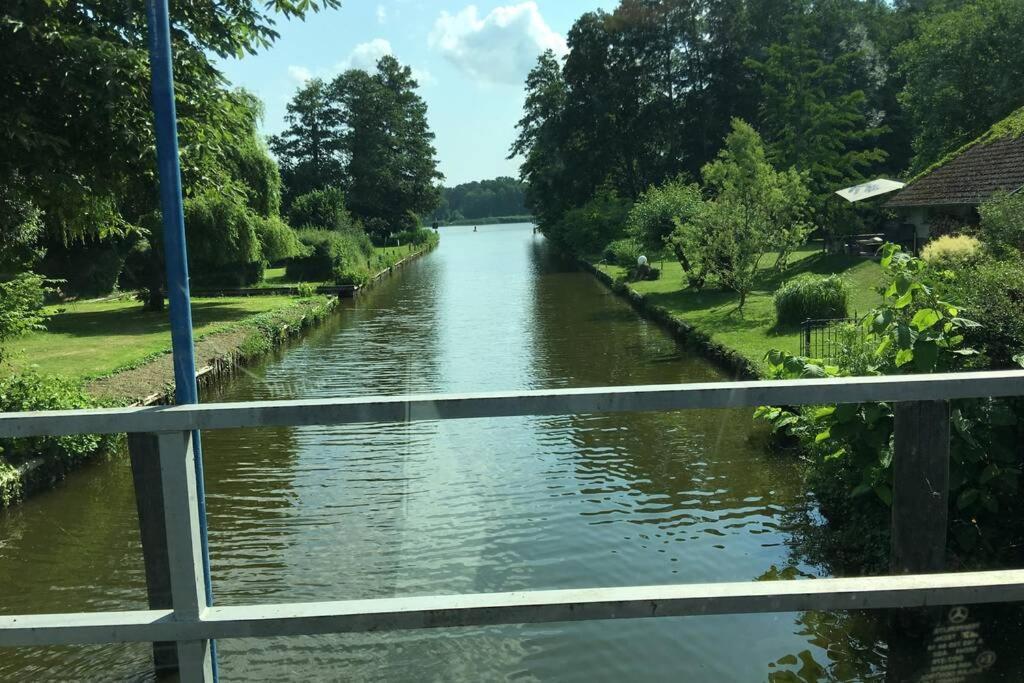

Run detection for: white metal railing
[[1, 369, 1023, 682]]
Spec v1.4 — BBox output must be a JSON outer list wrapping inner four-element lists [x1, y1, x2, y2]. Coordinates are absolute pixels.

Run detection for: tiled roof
[[886, 135, 1024, 208]]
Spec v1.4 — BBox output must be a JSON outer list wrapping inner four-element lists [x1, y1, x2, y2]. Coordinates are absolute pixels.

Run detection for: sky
[[217, 1, 617, 186]]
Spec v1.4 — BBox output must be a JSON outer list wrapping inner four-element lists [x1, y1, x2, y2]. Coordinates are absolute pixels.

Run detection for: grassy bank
[[5, 295, 315, 381], [596, 246, 884, 373]]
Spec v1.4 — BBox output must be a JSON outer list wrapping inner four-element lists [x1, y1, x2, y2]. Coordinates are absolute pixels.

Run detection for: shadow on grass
[[43, 300, 264, 339]]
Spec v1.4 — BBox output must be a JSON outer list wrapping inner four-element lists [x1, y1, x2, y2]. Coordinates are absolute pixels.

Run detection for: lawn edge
[[580, 259, 763, 380], [1, 238, 438, 508]]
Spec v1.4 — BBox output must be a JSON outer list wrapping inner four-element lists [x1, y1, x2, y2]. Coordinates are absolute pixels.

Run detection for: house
[[886, 108, 1024, 243]]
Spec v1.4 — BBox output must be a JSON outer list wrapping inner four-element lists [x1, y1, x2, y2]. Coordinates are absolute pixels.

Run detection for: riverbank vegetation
[[515, 0, 1024, 574], [0, 0, 447, 501]]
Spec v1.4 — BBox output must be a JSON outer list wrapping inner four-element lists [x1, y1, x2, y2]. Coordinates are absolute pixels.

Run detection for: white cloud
[[428, 2, 566, 85], [287, 65, 312, 84], [338, 38, 394, 72], [289, 39, 437, 89], [376, 4, 387, 24]]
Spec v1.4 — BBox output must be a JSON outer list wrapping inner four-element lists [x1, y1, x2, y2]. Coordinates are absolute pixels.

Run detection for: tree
[[746, 22, 887, 207], [0, 178, 47, 364], [335, 56, 442, 238], [268, 78, 346, 207], [898, 0, 1024, 172], [626, 178, 703, 254], [510, 50, 569, 227], [695, 119, 812, 308]]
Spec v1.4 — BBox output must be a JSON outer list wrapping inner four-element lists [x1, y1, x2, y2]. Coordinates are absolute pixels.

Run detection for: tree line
[[511, 0, 1024, 249], [0, 0, 442, 352], [426, 177, 529, 223]]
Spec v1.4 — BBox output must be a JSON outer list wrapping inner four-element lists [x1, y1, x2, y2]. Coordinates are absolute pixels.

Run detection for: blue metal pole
[[144, 0, 218, 678]]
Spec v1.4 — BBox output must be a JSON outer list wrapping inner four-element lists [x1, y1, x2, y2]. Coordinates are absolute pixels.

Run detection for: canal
[[2, 223, 866, 679]]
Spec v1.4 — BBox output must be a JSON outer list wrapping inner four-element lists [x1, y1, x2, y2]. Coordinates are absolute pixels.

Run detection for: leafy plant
[[0, 273, 47, 365], [754, 245, 1022, 563], [287, 187, 354, 232], [295, 281, 318, 298], [945, 253, 1024, 368], [255, 215, 304, 264], [625, 178, 702, 254], [0, 372, 118, 468], [286, 228, 374, 285], [773, 273, 849, 326], [603, 238, 643, 268], [978, 191, 1024, 257]]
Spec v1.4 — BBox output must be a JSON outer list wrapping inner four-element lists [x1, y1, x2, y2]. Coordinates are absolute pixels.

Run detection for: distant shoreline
[[438, 215, 534, 226]]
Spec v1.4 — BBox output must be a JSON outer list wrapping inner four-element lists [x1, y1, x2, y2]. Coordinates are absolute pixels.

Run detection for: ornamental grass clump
[[773, 273, 849, 326], [921, 234, 983, 271]]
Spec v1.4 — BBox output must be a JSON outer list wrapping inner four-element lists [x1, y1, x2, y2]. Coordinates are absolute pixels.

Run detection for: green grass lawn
[[260, 245, 420, 288], [599, 246, 884, 369], [5, 295, 304, 381]]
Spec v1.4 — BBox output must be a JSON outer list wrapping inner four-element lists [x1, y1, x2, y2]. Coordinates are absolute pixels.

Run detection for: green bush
[[549, 186, 631, 256], [184, 188, 263, 286], [393, 227, 438, 247], [288, 187, 354, 232], [603, 238, 642, 267], [979, 191, 1024, 256], [255, 215, 304, 264], [0, 272, 47, 364], [922, 234, 983, 271], [773, 273, 849, 326], [947, 254, 1024, 367], [0, 372, 117, 468], [296, 281, 318, 298], [626, 179, 703, 254], [286, 228, 373, 285]]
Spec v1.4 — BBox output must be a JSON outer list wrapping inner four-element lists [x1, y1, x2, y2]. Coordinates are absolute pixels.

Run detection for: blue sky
[[217, 1, 616, 186]]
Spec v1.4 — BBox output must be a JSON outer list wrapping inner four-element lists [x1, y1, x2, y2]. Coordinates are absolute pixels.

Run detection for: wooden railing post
[[128, 433, 177, 676], [157, 431, 213, 682], [891, 400, 951, 574]]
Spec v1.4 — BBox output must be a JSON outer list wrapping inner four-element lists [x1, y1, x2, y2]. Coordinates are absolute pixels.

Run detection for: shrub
[[288, 187, 354, 232], [255, 216, 304, 264], [549, 185, 631, 256], [979, 191, 1024, 256], [921, 234, 983, 271], [286, 228, 373, 285], [393, 227, 438, 247], [0, 372, 117, 468], [947, 254, 1024, 367], [296, 281, 318, 298], [184, 188, 263, 286], [626, 179, 703, 254], [603, 238, 643, 268], [773, 273, 849, 326], [0, 273, 47, 364]]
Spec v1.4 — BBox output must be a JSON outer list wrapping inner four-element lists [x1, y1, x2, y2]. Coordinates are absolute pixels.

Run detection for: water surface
[[2, 223, 879, 680]]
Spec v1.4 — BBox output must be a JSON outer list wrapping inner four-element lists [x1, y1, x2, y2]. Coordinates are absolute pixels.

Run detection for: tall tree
[[510, 50, 569, 227], [268, 78, 346, 207], [747, 20, 887, 204], [335, 56, 442, 238], [898, 0, 1024, 172]]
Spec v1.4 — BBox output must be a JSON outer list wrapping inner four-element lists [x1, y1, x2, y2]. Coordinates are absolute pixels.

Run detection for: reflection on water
[[0, 223, 1020, 680]]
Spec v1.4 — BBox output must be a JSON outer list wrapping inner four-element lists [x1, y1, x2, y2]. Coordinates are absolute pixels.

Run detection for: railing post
[[157, 431, 213, 682], [128, 433, 178, 675], [891, 400, 951, 574]]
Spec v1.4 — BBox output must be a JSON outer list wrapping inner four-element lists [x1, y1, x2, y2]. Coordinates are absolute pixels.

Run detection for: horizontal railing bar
[[0, 370, 1022, 439], [3, 569, 1024, 647]]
